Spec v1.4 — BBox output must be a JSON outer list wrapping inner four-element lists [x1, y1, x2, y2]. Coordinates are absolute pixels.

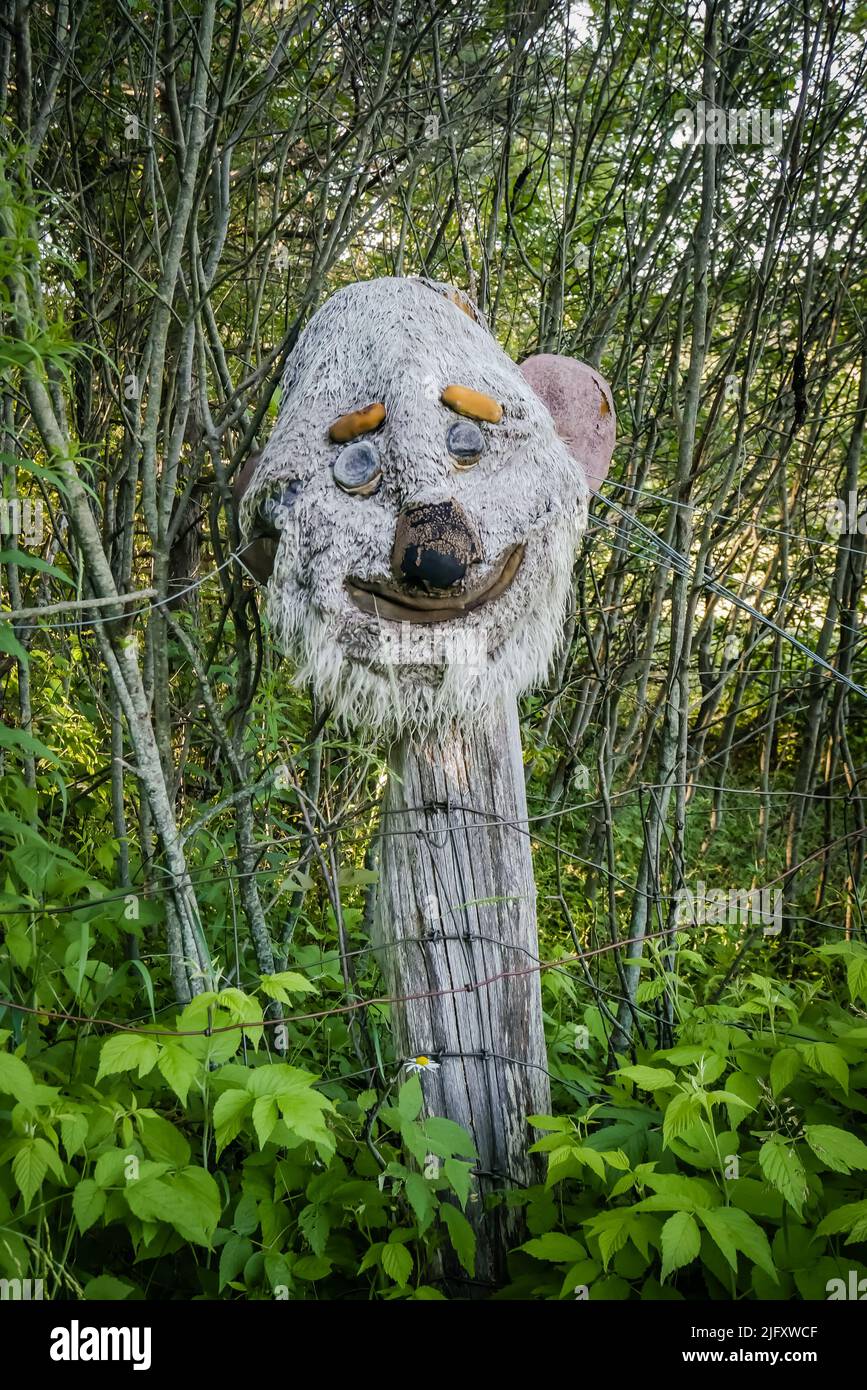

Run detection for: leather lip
[[344, 543, 525, 625]]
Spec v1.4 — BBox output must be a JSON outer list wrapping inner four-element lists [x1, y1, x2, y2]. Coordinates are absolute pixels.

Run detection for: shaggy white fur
[[240, 277, 592, 737]]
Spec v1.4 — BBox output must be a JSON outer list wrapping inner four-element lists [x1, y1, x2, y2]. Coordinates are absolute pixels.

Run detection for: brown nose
[[391, 500, 482, 590]]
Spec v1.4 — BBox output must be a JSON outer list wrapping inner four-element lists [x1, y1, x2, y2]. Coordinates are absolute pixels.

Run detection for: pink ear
[[519, 353, 615, 492]]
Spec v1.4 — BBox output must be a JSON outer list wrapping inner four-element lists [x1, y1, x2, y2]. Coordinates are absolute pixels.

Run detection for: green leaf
[[573, 1146, 607, 1180], [157, 1043, 200, 1106], [299, 1203, 330, 1256], [398, 1075, 424, 1122], [124, 1166, 221, 1246], [137, 1111, 190, 1168], [219, 1235, 253, 1291], [637, 1173, 716, 1212], [404, 1173, 436, 1233], [847, 953, 867, 1005], [359, 1242, 384, 1274], [443, 1158, 473, 1208], [92, 1148, 127, 1188], [804, 1125, 867, 1174], [521, 1233, 587, 1262], [769, 1047, 801, 1097], [821, 942, 867, 1008], [617, 1064, 677, 1090], [0, 717, 60, 761], [545, 1145, 585, 1187], [0, 622, 27, 663], [660, 1212, 701, 1281], [218, 989, 264, 1046], [659, 1046, 705, 1064], [816, 1201, 867, 1243], [293, 1255, 332, 1280], [0, 1051, 37, 1109], [213, 1089, 251, 1155], [758, 1137, 808, 1217], [258, 971, 318, 1001], [73, 1178, 105, 1234], [60, 1111, 89, 1159], [636, 977, 667, 1003], [560, 1258, 602, 1298], [422, 1116, 477, 1160], [246, 1062, 318, 1098], [698, 1208, 738, 1273], [398, 1117, 429, 1167], [12, 1139, 47, 1210], [723, 1071, 760, 1122], [662, 1090, 702, 1144], [726, 1177, 784, 1220], [0, 721, 57, 763], [0, 549, 75, 585], [252, 1095, 278, 1148], [440, 1203, 476, 1276], [83, 1276, 135, 1300], [381, 1241, 413, 1287], [128, 959, 156, 1020], [699, 1207, 778, 1282], [96, 1032, 158, 1082], [583, 1209, 632, 1268], [276, 1087, 334, 1158], [599, 1149, 631, 1172], [232, 1191, 259, 1236], [34, 1136, 65, 1184], [798, 1041, 848, 1093], [73, 921, 90, 1002]]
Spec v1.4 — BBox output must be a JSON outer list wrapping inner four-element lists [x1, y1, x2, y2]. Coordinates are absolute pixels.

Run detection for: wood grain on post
[[374, 697, 550, 1287]]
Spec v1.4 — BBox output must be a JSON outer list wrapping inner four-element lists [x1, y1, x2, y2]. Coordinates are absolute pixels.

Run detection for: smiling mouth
[[345, 543, 525, 624]]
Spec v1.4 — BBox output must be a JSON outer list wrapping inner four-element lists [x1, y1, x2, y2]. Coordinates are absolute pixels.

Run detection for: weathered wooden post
[[374, 700, 549, 1285], [236, 276, 615, 1284]]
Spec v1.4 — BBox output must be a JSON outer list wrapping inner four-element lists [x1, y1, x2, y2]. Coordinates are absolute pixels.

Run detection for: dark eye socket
[[447, 420, 485, 466], [333, 440, 383, 495], [257, 480, 301, 534]]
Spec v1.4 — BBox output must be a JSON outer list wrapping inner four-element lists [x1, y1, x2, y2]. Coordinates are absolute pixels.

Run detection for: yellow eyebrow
[[447, 291, 474, 318], [329, 402, 386, 443], [441, 384, 503, 424]]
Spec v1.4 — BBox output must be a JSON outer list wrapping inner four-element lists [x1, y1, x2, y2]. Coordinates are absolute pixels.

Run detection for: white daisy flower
[[404, 1055, 441, 1074]]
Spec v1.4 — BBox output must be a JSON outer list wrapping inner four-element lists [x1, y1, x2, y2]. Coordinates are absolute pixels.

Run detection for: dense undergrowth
[[2, 0, 867, 1303], [3, 727, 867, 1299]]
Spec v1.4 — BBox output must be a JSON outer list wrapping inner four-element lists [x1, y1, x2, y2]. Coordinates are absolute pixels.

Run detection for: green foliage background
[[1, 0, 866, 1300]]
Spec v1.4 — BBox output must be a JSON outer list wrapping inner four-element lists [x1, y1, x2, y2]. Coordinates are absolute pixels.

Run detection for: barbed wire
[[0, 931, 659, 1037], [0, 904, 856, 1042], [585, 517, 867, 648], [0, 790, 861, 921], [591, 496, 867, 701], [600, 477, 867, 560]]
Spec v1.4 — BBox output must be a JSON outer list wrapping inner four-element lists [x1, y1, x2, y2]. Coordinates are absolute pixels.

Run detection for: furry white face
[[238, 277, 614, 736]]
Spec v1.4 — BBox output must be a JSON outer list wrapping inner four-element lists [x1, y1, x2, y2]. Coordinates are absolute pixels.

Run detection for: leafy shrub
[[500, 940, 867, 1299], [0, 972, 484, 1300]]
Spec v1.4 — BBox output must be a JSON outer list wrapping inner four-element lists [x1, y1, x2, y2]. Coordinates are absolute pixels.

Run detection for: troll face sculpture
[[236, 277, 615, 735]]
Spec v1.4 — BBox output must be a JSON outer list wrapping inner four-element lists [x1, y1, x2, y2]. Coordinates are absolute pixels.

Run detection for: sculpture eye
[[447, 420, 485, 468], [257, 480, 301, 534], [333, 440, 383, 495]]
